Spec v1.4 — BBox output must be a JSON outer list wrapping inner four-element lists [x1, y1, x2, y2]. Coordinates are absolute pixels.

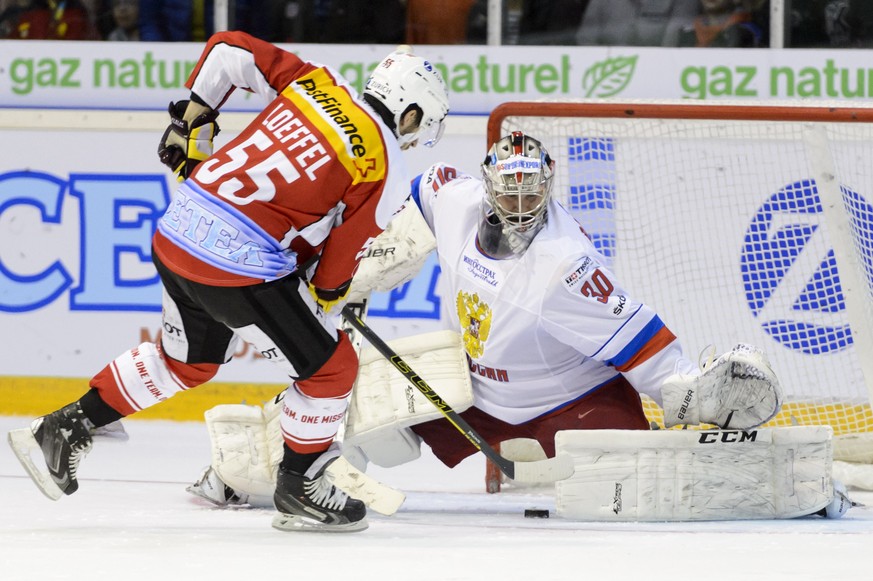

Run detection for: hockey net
[[486, 100, 873, 492]]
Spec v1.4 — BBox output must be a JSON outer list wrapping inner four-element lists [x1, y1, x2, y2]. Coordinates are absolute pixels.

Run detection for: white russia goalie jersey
[[410, 163, 696, 425]]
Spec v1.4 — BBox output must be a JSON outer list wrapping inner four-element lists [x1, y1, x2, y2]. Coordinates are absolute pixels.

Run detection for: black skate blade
[[271, 513, 369, 533], [7, 428, 64, 501]]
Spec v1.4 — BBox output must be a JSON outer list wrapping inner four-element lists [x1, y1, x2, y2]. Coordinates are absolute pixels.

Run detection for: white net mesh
[[492, 100, 873, 464]]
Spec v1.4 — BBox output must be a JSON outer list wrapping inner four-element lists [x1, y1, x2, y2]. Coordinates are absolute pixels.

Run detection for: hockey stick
[[341, 306, 574, 483]]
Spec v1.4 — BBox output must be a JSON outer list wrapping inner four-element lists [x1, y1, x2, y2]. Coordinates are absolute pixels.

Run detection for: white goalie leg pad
[[205, 404, 277, 502], [341, 330, 474, 467], [349, 427, 424, 469], [323, 456, 406, 516], [833, 460, 873, 491], [347, 202, 436, 303], [555, 426, 836, 521], [833, 431, 873, 464], [204, 330, 469, 513], [661, 343, 784, 429], [205, 394, 405, 515]]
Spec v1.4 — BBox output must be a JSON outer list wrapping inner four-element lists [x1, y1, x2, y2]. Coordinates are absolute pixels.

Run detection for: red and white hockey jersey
[[153, 31, 409, 291], [411, 163, 697, 424]]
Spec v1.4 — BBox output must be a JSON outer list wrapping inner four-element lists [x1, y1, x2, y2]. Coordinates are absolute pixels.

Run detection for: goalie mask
[[364, 46, 450, 149], [478, 132, 555, 258]]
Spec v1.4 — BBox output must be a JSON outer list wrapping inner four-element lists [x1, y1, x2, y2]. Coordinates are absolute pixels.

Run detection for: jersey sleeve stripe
[[609, 319, 677, 372]]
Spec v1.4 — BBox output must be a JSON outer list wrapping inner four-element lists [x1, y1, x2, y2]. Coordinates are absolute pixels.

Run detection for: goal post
[[485, 100, 873, 491]]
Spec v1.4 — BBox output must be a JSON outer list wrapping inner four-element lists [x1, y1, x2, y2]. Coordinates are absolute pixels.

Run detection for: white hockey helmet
[[478, 132, 555, 258], [482, 131, 555, 232], [364, 46, 449, 148]]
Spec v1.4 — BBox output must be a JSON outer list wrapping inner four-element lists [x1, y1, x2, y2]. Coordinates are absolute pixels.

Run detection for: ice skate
[[186, 466, 250, 507], [272, 456, 368, 533], [8, 402, 94, 500]]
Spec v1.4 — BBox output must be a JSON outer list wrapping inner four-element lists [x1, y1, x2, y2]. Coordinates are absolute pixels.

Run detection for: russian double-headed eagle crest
[[456, 290, 492, 358]]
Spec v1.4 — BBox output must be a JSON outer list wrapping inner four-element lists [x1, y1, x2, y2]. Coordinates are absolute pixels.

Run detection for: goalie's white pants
[[555, 426, 836, 520]]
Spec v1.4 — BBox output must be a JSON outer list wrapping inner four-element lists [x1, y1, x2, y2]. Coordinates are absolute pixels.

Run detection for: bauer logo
[[740, 179, 873, 355]]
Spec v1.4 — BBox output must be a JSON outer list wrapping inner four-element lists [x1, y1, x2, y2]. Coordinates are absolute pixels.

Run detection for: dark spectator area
[[0, 0, 870, 48]]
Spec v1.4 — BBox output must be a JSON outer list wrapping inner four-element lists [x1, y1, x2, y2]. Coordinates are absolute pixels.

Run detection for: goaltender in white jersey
[[190, 132, 852, 521], [402, 132, 763, 470], [415, 158, 689, 427]]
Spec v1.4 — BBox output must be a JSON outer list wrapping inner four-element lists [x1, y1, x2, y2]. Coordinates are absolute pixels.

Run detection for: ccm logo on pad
[[698, 430, 758, 444]]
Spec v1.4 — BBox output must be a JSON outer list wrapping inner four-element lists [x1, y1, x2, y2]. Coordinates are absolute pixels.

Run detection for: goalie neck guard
[[478, 132, 555, 259]]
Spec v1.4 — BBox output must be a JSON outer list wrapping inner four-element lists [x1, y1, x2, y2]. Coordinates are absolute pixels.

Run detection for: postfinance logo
[[581, 56, 638, 98], [740, 180, 873, 354]]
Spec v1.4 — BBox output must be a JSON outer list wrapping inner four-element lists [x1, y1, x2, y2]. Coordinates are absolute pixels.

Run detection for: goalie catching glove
[[158, 99, 220, 180], [661, 343, 783, 429]]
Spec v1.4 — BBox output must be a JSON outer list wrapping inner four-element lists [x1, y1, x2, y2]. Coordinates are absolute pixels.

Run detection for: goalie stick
[[340, 299, 369, 354], [340, 306, 575, 483]]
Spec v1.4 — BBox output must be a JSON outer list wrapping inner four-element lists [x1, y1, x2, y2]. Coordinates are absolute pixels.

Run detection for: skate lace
[[63, 413, 93, 481], [67, 435, 93, 480], [304, 476, 348, 511]]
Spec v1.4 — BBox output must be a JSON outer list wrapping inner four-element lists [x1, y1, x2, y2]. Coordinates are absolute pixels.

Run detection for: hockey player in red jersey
[[7, 31, 449, 533]]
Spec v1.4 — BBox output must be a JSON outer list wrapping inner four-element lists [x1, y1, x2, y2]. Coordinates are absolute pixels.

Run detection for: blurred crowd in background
[[0, 0, 870, 48]]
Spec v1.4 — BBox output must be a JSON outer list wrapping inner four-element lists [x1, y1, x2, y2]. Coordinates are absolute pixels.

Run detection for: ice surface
[[2, 416, 871, 581]]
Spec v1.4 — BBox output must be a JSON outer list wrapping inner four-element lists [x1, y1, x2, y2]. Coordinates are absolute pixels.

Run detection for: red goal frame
[[487, 101, 873, 148]]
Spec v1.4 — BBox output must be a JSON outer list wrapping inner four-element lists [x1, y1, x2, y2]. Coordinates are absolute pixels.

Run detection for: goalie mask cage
[[485, 100, 873, 492]]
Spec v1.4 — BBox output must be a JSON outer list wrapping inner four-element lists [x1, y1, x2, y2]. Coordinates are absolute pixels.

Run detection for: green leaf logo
[[582, 56, 638, 98]]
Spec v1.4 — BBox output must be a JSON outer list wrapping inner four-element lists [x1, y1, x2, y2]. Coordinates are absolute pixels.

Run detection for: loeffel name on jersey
[[261, 103, 331, 181], [562, 257, 594, 291]]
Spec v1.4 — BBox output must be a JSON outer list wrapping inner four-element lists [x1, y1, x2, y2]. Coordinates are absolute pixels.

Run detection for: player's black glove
[[158, 99, 220, 180]]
